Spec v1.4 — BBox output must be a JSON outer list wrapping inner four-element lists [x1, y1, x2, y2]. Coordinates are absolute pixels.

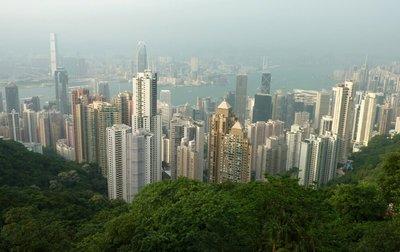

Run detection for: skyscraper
[[378, 103, 393, 135], [169, 114, 187, 179], [252, 93, 272, 123], [313, 91, 330, 129], [132, 70, 162, 183], [208, 100, 236, 182], [23, 96, 41, 112], [298, 133, 339, 187], [97, 103, 121, 176], [0, 91, 4, 112], [114, 92, 133, 126], [49, 33, 59, 76], [107, 124, 129, 201], [332, 81, 355, 163], [97, 81, 111, 101], [5, 83, 19, 113], [235, 74, 247, 124], [137, 41, 148, 73], [8, 109, 20, 141], [286, 124, 303, 171], [22, 109, 38, 143], [54, 68, 69, 114], [355, 92, 377, 147], [177, 138, 200, 180], [219, 121, 251, 182], [260, 72, 271, 94], [71, 88, 90, 163]]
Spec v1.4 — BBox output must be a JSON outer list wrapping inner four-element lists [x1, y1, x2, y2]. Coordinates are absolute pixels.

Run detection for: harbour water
[[17, 64, 336, 106]]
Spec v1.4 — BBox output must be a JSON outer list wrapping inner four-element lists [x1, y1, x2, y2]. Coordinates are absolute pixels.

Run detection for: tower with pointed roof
[[219, 120, 251, 182], [207, 100, 237, 182]]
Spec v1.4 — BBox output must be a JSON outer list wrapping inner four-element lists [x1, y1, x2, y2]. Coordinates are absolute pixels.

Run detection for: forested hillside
[[1, 138, 400, 251]]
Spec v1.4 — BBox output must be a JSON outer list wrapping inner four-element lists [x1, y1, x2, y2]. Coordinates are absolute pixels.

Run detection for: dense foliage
[[1, 136, 400, 251]]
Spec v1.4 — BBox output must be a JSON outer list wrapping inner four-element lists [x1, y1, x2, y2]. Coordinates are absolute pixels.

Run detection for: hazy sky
[[1, 0, 399, 60]]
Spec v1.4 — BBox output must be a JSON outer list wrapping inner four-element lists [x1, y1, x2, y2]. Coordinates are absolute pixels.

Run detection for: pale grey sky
[[0, 0, 399, 60]]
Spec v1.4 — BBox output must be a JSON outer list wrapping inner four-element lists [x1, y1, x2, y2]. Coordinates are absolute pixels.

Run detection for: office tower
[[5, 83, 19, 113], [235, 74, 247, 124], [22, 109, 38, 143], [272, 91, 287, 121], [132, 70, 162, 183], [224, 91, 236, 111], [177, 138, 200, 180], [219, 121, 251, 182], [97, 81, 111, 101], [169, 114, 187, 179], [71, 88, 90, 163], [286, 124, 303, 171], [378, 103, 393, 135], [23, 96, 40, 112], [332, 81, 355, 163], [54, 68, 69, 114], [355, 92, 377, 147], [260, 72, 271, 94], [49, 33, 59, 76], [8, 109, 20, 141], [319, 115, 333, 135], [285, 93, 296, 126], [114, 92, 133, 126], [252, 93, 272, 123], [0, 91, 3, 112], [160, 90, 172, 106], [298, 133, 339, 187], [137, 41, 148, 73], [313, 91, 330, 129], [208, 100, 237, 182], [294, 111, 310, 126], [98, 103, 121, 176]]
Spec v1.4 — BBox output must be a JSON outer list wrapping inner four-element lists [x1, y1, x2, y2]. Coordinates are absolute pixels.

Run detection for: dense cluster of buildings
[[1, 36, 400, 202]]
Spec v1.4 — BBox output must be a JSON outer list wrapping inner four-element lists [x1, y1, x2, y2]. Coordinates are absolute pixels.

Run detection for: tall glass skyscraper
[[137, 41, 148, 73], [54, 68, 69, 114], [5, 83, 19, 113]]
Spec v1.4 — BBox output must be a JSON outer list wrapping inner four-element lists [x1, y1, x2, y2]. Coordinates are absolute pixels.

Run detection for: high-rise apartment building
[[313, 91, 330, 129], [219, 121, 251, 182], [208, 100, 236, 182], [286, 124, 303, 171], [298, 133, 339, 187], [8, 109, 20, 141], [71, 88, 90, 163], [355, 92, 377, 147], [332, 81, 355, 163], [22, 109, 38, 143], [132, 70, 162, 183], [114, 91, 133, 126]]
